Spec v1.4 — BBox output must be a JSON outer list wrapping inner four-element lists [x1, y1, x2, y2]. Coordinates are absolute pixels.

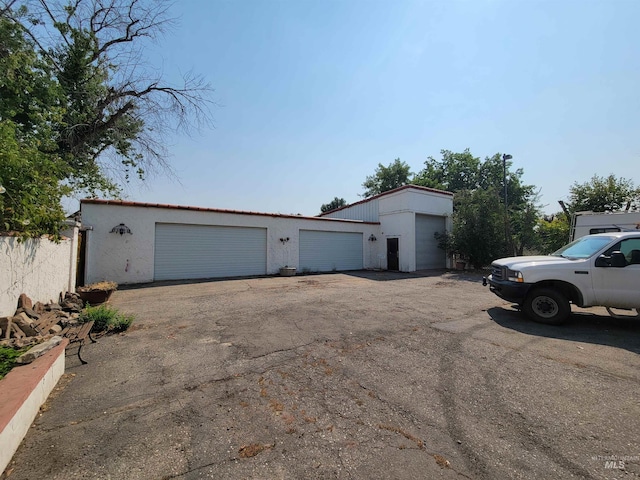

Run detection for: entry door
[[76, 230, 87, 287], [387, 238, 399, 271]]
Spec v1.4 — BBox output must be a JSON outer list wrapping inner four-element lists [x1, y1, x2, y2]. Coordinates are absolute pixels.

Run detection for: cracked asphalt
[[3, 271, 640, 479]]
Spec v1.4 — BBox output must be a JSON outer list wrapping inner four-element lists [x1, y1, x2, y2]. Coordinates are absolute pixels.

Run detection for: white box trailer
[[570, 211, 640, 241]]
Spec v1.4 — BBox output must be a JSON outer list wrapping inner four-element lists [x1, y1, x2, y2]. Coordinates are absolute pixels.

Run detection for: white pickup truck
[[484, 231, 640, 324]]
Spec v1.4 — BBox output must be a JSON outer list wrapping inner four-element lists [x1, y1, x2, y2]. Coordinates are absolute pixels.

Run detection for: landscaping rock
[[33, 302, 46, 314], [13, 312, 40, 336], [18, 293, 33, 310], [13, 336, 42, 349], [61, 293, 84, 312], [11, 323, 26, 338], [49, 324, 63, 335], [1, 317, 12, 339], [15, 307, 41, 320], [16, 336, 63, 364], [46, 303, 63, 311]]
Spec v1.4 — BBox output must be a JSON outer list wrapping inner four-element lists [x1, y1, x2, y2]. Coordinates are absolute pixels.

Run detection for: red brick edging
[[0, 339, 68, 473]]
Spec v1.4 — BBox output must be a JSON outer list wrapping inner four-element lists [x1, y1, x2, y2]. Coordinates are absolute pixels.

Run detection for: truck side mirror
[[595, 255, 609, 267], [610, 251, 627, 267], [595, 251, 627, 268]]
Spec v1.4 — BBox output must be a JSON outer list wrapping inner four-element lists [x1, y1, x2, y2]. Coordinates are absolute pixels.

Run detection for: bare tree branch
[[5, 0, 215, 197], [0, 0, 19, 18]]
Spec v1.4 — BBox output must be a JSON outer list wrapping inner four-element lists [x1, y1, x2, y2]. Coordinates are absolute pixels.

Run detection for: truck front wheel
[[523, 288, 570, 325]]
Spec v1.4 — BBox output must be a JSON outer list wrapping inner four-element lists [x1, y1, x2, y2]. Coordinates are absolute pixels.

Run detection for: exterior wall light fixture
[[368, 234, 377, 242], [280, 237, 290, 244], [110, 223, 132, 235]]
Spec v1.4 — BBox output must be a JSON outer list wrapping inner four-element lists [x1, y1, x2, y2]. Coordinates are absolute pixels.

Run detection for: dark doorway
[[76, 230, 87, 287], [387, 238, 399, 271]]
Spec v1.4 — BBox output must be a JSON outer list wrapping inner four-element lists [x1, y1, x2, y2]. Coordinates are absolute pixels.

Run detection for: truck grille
[[491, 264, 504, 281]]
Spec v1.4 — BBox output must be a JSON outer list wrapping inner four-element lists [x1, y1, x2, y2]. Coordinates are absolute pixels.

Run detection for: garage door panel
[[415, 214, 446, 270], [154, 224, 266, 280], [299, 230, 363, 272]]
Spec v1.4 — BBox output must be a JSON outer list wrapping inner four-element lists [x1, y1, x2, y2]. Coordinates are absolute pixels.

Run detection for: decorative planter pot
[[279, 267, 297, 277], [76, 289, 114, 305]]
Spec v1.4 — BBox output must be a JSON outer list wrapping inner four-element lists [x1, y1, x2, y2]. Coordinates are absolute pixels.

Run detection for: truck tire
[[523, 288, 570, 325]]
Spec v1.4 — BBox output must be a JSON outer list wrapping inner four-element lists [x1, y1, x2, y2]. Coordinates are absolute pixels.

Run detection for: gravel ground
[[3, 270, 639, 479]]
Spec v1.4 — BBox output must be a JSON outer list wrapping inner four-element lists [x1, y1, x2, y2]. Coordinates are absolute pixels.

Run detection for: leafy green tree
[[450, 188, 505, 268], [568, 174, 639, 213], [0, 15, 62, 142], [362, 158, 412, 198], [536, 213, 570, 254], [320, 197, 347, 213], [413, 149, 480, 192], [415, 150, 540, 261], [0, 0, 213, 235], [0, 121, 71, 237]]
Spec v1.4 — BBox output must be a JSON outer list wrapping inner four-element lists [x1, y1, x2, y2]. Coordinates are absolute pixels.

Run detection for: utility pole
[[503, 154, 513, 255]]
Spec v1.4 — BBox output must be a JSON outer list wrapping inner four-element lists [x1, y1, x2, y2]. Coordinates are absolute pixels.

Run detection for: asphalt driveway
[[3, 271, 640, 479]]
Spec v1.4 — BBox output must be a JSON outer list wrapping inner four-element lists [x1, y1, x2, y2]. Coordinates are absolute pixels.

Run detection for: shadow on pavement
[[345, 269, 487, 283], [119, 269, 489, 290], [488, 306, 640, 354]]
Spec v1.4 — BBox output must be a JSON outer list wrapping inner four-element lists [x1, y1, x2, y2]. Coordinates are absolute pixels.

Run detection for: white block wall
[[0, 234, 78, 317]]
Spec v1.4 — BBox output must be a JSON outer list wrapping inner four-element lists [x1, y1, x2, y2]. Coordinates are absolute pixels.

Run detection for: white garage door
[[299, 230, 363, 272], [154, 223, 267, 281], [415, 214, 446, 270]]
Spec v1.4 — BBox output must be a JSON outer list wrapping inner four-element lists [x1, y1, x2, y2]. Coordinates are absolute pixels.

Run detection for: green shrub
[[81, 304, 135, 333], [0, 346, 26, 379]]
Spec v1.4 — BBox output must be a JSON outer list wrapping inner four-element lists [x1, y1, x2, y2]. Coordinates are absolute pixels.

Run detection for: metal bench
[[61, 320, 96, 364]]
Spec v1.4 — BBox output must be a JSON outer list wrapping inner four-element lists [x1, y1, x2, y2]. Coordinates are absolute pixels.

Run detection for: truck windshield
[[552, 236, 615, 259]]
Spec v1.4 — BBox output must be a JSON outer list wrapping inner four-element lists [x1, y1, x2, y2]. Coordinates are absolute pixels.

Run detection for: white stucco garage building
[[80, 185, 453, 285]]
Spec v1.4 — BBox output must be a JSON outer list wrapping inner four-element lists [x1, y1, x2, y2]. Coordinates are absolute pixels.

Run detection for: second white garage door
[[415, 214, 446, 270], [299, 230, 363, 273], [154, 223, 267, 281]]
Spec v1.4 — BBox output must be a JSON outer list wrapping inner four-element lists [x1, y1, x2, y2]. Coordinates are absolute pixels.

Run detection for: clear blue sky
[[107, 0, 640, 216]]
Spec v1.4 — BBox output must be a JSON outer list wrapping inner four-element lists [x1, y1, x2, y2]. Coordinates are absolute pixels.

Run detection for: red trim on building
[[80, 199, 380, 225], [318, 184, 453, 216]]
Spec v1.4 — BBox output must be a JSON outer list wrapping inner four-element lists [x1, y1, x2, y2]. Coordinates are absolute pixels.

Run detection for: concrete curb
[[0, 339, 68, 475]]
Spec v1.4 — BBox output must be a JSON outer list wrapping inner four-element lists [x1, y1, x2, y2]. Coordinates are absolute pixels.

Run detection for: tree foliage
[[536, 213, 570, 254], [414, 150, 540, 262], [450, 188, 506, 268], [320, 197, 347, 213], [413, 149, 480, 192], [568, 174, 639, 213], [0, 0, 213, 236], [0, 121, 71, 237], [361, 158, 412, 198]]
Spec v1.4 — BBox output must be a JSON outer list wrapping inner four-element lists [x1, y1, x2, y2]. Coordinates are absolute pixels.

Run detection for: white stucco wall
[[81, 202, 380, 284], [378, 188, 453, 218], [378, 211, 416, 271], [0, 235, 76, 317], [377, 189, 453, 271]]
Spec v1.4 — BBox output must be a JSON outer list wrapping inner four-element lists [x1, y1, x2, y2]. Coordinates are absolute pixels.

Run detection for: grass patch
[[0, 346, 27, 380], [80, 304, 135, 333]]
